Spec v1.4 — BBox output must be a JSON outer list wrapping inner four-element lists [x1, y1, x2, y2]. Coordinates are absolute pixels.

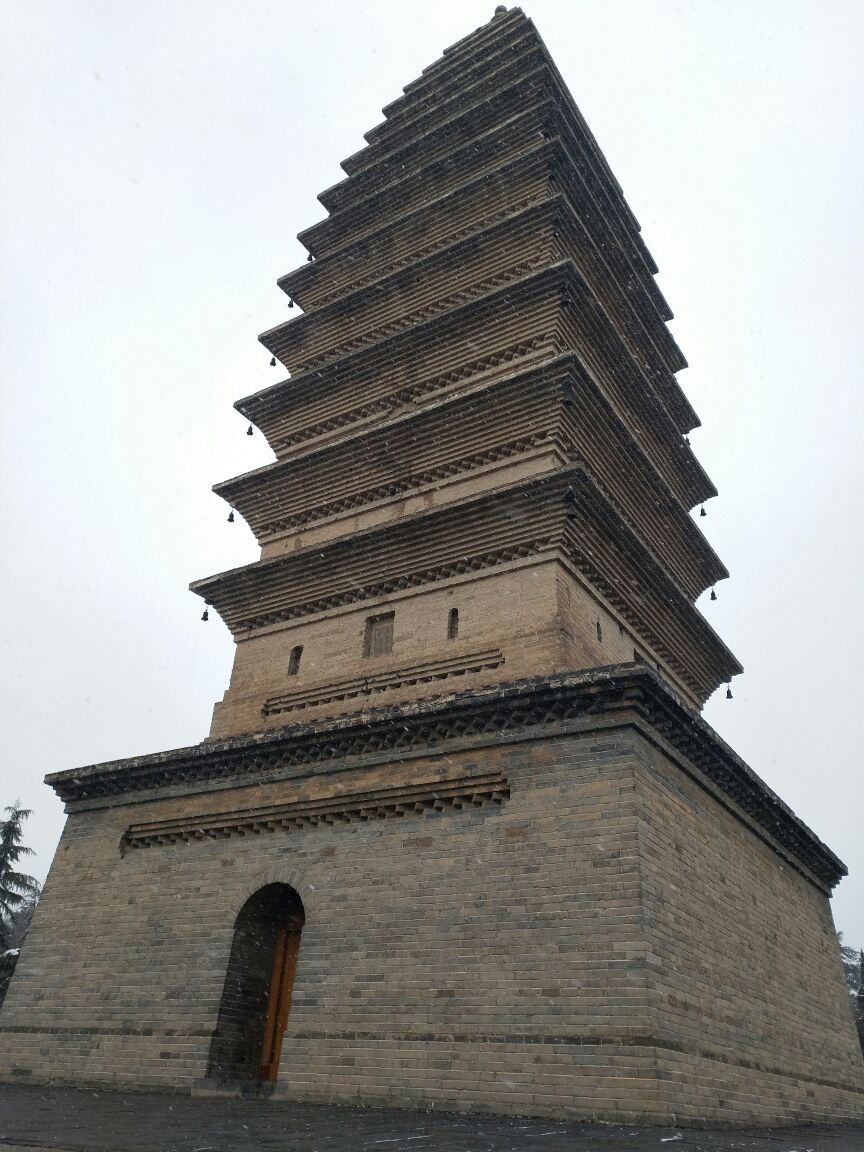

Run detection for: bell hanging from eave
[[710, 588, 717, 601], [227, 510, 235, 523], [246, 424, 254, 436], [700, 506, 707, 517], [270, 356, 277, 367], [726, 684, 733, 700], [201, 608, 209, 622]]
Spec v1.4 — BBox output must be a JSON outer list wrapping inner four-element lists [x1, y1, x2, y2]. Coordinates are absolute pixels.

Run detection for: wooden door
[[258, 917, 303, 1081]]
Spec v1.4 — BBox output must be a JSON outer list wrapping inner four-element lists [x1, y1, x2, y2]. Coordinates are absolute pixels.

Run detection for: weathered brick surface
[[2, 723, 861, 1122], [631, 735, 864, 1121], [208, 562, 644, 739], [4, 8, 860, 1130]]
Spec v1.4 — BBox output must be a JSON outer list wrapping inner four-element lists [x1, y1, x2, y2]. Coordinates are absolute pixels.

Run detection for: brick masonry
[[208, 561, 647, 738], [2, 692, 862, 1123], [3, 6, 862, 1127]]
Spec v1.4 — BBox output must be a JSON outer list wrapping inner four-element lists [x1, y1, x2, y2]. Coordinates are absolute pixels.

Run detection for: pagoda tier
[[194, 5, 742, 736], [248, 264, 710, 505], [343, 16, 658, 299], [269, 190, 685, 419], [219, 359, 725, 601], [193, 468, 740, 711], [292, 113, 687, 400], [278, 146, 570, 307]]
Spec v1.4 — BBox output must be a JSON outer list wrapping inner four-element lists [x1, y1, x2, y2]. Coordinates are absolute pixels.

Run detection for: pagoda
[[192, 4, 739, 731], [2, 6, 862, 1126]]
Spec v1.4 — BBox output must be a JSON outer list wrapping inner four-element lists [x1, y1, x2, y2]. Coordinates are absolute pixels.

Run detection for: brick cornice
[[192, 466, 739, 700], [119, 768, 509, 853], [246, 259, 702, 496], [220, 360, 718, 584], [44, 665, 845, 892]]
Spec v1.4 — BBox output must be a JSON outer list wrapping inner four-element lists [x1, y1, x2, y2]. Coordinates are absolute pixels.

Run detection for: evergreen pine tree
[[0, 804, 39, 952]]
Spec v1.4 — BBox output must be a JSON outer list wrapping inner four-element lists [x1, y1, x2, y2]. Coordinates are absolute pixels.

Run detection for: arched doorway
[[207, 884, 305, 1083]]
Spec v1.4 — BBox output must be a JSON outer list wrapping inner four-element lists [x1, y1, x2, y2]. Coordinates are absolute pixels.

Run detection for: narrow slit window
[[447, 607, 459, 641], [596, 620, 603, 644], [288, 645, 303, 676], [363, 612, 394, 658]]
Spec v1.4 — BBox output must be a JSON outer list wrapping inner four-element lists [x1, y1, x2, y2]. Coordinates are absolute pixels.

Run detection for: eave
[[192, 466, 740, 703], [252, 264, 710, 507], [44, 664, 846, 894], [218, 358, 726, 598], [348, 9, 659, 291]]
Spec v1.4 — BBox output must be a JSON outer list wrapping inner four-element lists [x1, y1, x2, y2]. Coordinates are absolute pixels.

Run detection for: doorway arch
[[207, 883, 305, 1083]]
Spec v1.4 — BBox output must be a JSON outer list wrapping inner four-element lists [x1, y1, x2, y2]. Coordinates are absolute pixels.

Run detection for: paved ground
[[0, 1085, 862, 1152]]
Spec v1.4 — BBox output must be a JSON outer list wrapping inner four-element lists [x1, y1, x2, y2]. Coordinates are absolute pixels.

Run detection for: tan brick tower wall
[[208, 562, 647, 739], [631, 738, 864, 1121], [193, 6, 741, 726], [2, 714, 861, 1121]]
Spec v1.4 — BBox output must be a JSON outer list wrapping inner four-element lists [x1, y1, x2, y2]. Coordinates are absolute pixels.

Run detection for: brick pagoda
[[2, 6, 862, 1124]]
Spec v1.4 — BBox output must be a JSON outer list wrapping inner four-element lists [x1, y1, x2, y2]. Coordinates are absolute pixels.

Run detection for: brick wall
[[1, 721, 861, 1122], [209, 562, 666, 739], [632, 733, 864, 1121]]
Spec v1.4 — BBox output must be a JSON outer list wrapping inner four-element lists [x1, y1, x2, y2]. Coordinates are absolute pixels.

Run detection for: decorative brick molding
[[262, 648, 505, 717], [46, 665, 845, 891], [286, 191, 551, 312], [193, 466, 738, 702], [280, 253, 550, 375], [259, 438, 549, 538], [270, 335, 551, 454], [119, 770, 509, 853]]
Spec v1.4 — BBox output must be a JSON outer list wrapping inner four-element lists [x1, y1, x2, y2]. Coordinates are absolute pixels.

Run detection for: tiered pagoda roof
[[192, 5, 742, 714]]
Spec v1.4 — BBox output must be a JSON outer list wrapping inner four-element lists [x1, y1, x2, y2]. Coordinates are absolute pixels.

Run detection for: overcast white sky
[[1, 0, 862, 947]]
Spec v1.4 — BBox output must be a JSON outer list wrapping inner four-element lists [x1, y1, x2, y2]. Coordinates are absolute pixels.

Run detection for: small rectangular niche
[[447, 607, 459, 641], [363, 612, 394, 658], [288, 645, 303, 676]]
